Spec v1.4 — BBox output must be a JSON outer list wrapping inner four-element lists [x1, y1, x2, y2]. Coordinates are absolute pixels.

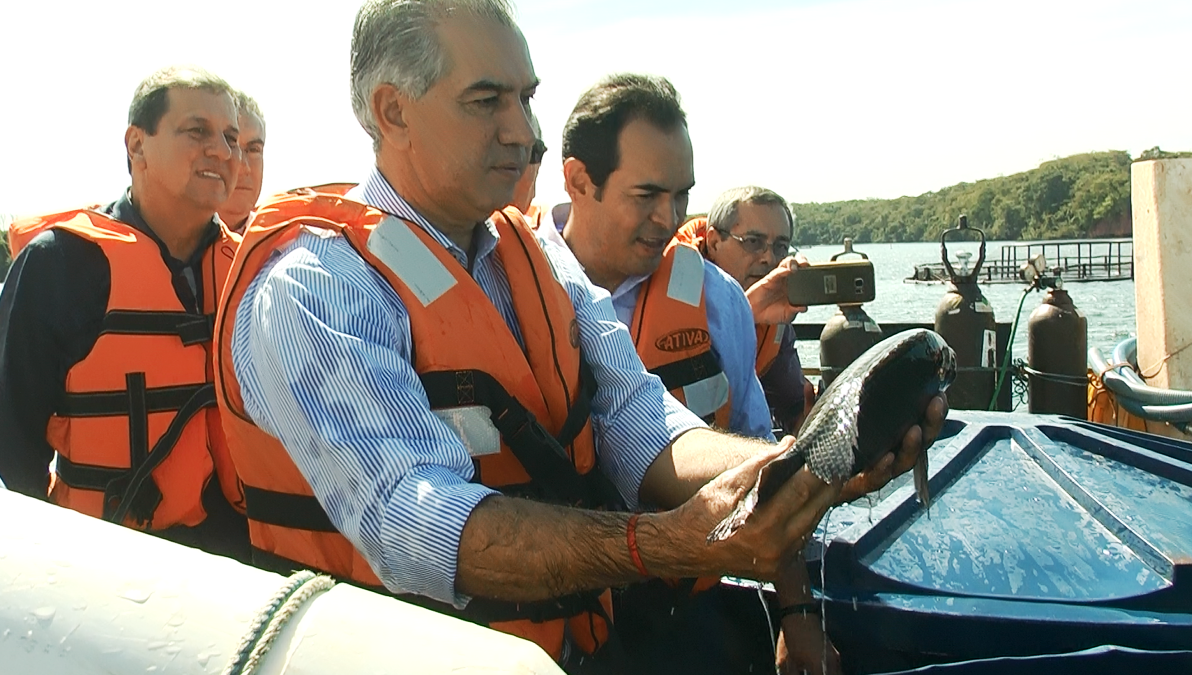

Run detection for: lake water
[[791, 240, 1136, 376], [0, 240, 1136, 407]]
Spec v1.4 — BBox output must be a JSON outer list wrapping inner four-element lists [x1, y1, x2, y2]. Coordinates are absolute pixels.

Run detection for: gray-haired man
[[213, 2, 944, 672]]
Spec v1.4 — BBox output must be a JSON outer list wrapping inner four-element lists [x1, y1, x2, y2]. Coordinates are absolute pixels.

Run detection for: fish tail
[[913, 452, 931, 508], [706, 489, 758, 543]]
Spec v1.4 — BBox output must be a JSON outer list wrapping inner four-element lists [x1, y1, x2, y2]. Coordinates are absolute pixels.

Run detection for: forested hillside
[[791, 147, 1191, 246], [0, 215, 13, 280]]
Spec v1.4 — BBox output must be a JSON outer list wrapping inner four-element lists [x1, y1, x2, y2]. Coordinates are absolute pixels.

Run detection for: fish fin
[[707, 488, 758, 543], [913, 451, 931, 508]]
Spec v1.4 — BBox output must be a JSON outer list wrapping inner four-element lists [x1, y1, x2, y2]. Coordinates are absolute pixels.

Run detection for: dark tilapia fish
[[708, 328, 956, 543]]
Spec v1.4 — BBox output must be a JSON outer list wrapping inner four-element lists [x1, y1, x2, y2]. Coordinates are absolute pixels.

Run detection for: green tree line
[[791, 147, 1191, 246], [0, 216, 11, 281]]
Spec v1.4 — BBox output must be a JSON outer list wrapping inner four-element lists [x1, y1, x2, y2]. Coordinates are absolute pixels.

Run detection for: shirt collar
[[355, 167, 500, 266], [545, 214, 649, 302], [103, 188, 220, 268]]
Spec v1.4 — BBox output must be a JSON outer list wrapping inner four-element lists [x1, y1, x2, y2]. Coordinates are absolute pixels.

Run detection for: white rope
[[222, 570, 337, 675]]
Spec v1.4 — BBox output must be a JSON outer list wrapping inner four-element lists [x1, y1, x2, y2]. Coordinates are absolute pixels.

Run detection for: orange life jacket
[[7, 209, 244, 529], [214, 185, 622, 661], [629, 236, 733, 429], [675, 217, 786, 377]]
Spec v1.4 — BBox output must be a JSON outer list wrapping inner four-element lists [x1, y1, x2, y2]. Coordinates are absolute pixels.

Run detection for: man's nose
[[209, 134, 236, 161], [501, 102, 536, 152], [653, 195, 681, 232]]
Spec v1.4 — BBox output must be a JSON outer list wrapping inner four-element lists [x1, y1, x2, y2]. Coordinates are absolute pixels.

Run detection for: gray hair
[[350, 0, 516, 151], [235, 90, 265, 128], [707, 186, 795, 236]]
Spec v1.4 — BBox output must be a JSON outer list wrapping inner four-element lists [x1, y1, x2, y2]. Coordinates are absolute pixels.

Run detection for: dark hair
[[127, 65, 234, 135], [126, 66, 234, 173], [562, 73, 687, 192]]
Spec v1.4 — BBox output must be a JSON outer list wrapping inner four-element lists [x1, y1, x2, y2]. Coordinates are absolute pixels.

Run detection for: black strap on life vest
[[54, 377, 216, 526], [239, 360, 623, 533], [418, 359, 624, 511], [648, 350, 723, 392], [53, 304, 218, 526], [99, 309, 215, 346]]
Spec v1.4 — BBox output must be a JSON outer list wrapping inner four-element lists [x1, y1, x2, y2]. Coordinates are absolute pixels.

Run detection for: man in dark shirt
[[0, 65, 249, 562]]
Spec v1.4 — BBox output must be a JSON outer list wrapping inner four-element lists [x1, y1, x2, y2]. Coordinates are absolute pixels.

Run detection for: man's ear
[[563, 157, 596, 201], [705, 225, 725, 255], [125, 125, 146, 172], [372, 83, 411, 149]]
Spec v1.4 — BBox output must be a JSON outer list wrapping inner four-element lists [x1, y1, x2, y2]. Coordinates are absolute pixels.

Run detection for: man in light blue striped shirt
[[549, 74, 774, 442], [226, 0, 946, 670]]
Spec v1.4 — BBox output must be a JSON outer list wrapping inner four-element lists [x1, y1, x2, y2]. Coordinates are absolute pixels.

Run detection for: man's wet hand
[[837, 393, 949, 503], [663, 437, 841, 581]]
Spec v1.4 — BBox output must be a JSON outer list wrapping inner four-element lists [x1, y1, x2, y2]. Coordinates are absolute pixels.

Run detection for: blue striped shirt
[[537, 225, 776, 441], [231, 168, 705, 607]]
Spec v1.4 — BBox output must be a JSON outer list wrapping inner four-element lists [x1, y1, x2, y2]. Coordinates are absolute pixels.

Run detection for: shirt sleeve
[[231, 232, 496, 608], [759, 327, 807, 436], [536, 235, 707, 508], [0, 230, 109, 498], [702, 261, 777, 441]]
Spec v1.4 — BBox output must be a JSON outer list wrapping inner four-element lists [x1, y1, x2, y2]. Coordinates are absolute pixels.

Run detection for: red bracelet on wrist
[[626, 513, 650, 577]]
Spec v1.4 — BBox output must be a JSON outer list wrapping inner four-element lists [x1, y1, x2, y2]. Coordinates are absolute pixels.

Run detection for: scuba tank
[[933, 215, 998, 410], [1028, 283, 1088, 418], [819, 238, 883, 390]]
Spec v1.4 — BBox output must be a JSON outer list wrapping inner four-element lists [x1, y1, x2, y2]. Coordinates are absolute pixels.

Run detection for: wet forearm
[[639, 427, 772, 509], [455, 497, 709, 601]]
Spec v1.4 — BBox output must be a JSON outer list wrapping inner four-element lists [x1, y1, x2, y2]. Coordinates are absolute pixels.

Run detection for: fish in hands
[[709, 328, 956, 543]]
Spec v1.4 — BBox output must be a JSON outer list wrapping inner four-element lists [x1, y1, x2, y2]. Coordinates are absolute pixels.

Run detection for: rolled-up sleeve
[[232, 232, 495, 607], [538, 237, 707, 508]]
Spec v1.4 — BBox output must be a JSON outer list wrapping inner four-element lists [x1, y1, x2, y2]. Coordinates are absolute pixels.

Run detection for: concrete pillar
[[1131, 158, 1192, 438], [1132, 159, 1192, 389]]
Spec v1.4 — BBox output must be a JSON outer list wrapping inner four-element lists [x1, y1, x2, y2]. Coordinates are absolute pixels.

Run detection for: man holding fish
[[212, 1, 949, 673]]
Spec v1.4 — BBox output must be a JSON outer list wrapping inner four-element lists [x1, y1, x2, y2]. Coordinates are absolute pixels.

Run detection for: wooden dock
[[907, 238, 1133, 284]]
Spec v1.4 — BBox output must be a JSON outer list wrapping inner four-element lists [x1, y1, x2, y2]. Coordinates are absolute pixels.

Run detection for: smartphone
[[786, 260, 876, 306]]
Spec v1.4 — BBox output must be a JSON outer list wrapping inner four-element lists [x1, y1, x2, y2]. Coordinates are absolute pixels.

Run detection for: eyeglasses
[[530, 139, 547, 165], [716, 229, 793, 258]]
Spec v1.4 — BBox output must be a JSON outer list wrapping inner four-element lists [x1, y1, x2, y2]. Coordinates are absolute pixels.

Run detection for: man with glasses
[[676, 186, 817, 436]]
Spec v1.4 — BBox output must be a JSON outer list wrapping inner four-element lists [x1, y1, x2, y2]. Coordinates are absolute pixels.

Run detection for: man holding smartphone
[[675, 187, 817, 436]]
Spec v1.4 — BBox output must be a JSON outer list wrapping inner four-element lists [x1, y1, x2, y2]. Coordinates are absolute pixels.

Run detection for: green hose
[[988, 285, 1035, 411]]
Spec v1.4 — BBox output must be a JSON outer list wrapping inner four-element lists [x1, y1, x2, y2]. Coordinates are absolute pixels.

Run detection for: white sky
[[1, 0, 1189, 218]]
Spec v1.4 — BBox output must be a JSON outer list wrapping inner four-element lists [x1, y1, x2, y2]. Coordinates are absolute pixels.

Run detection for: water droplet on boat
[[32, 607, 56, 625], [120, 588, 152, 604], [197, 651, 215, 667], [167, 614, 186, 627], [165, 644, 182, 656], [2, 628, 10, 640]]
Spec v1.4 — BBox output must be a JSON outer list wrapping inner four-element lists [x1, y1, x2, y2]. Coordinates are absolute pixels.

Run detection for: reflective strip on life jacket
[[756, 322, 786, 377], [630, 241, 732, 429], [214, 188, 621, 661], [677, 217, 789, 380]]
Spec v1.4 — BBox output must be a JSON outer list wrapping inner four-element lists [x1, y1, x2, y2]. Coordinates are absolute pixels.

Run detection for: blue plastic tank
[[806, 411, 1192, 674]]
